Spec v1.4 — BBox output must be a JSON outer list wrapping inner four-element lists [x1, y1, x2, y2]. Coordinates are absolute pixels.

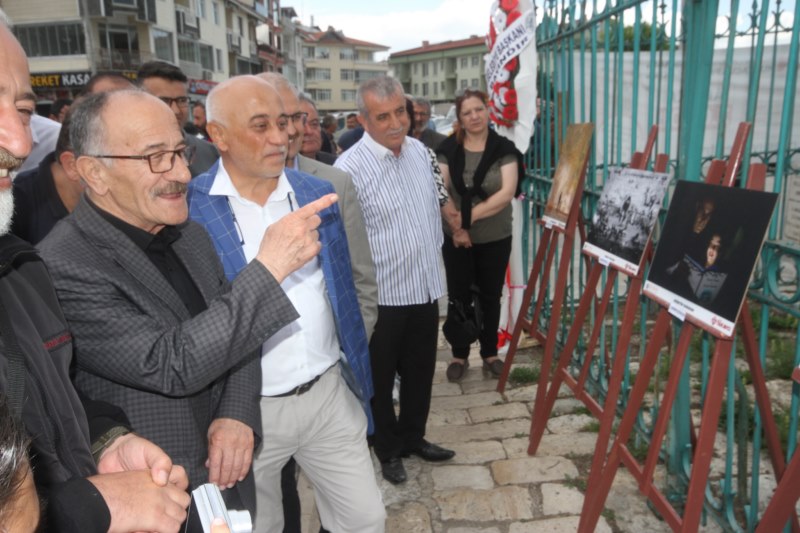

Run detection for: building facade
[[389, 36, 487, 105], [3, 0, 269, 101], [299, 25, 388, 112]]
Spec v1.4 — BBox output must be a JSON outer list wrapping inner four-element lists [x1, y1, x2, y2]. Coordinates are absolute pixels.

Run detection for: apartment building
[[3, 0, 269, 101], [389, 36, 487, 104], [299, 25, 388, 112]]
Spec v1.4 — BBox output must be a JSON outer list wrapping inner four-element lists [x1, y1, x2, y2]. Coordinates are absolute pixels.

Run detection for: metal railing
[[525, 1, 798, 530]]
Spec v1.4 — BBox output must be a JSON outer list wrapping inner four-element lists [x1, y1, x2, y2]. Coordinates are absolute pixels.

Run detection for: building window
[[355, 70, 380, 83], [422, 82, 428, 96], [471, 78, 479, 88], [197, 0, 206, 19], [422, 63, 428, 77], [238, 16, 244, 36], [440, 81, 445, 90], [14, 23, 86, 57], [433, 61, 437, 75], [216, 48, 223, 71], [413, 63, 418, 74], [314, 47, 330, 59], [460, 79, 468, 89], [112, 0, 136, 6], [433, 82, 438, 95], [440, 59, 444, 70], [460, 57, 468, 68], [341, 89, 356, 102], [178, 39, 199, 63], [340, 47, 355, 60], [413, 83, 418, 94], [304, 46, 314, 58], [309, 89, 331, 101], [212, 2, 220, 25], [152, 29, 174, 62], [199, 43, 214, 70], [340, 69, 355, 81], [307, 68, 331, 81], [471, 55, 479, 67]]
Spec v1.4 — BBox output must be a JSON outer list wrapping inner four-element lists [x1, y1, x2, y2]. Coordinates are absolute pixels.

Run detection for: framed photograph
[[542, 123, 594, 229], [583, 167, 671, 276], [644, 181, 778, 338]]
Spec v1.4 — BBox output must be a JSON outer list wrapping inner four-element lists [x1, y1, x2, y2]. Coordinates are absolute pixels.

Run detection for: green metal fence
[[525, 0, 799, 530]]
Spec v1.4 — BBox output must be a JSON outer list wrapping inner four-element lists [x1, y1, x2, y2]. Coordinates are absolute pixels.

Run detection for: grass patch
[[581, 420, 601, 433], [563, 475, 587, 492], [509, 366, 540, 385]]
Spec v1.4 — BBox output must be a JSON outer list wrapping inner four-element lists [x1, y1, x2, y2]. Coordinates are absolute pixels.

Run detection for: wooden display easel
[[497, 123, 595, 394], [526, 125, 664, 456], [756, 361, 800, 531], [578, 123, 797, 532]]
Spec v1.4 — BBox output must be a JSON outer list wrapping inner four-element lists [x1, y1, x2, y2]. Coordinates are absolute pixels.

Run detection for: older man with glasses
[[137, 61, 219, 176], [39, 88, 336, 532]]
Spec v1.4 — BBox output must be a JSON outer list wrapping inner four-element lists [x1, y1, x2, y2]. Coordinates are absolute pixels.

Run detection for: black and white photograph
[[644, 181, 778, 338], [583, 167, 670, 275]]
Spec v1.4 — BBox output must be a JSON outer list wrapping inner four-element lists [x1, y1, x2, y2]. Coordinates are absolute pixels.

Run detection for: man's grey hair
[[258, 72, 299, 99], [298, 93, 318, 113], [205, 81, 225, 125], [0, 7, 12, 27], [69, 89, 144, 157], [356, 76, 404, 116], [413, 97, 433, 112]]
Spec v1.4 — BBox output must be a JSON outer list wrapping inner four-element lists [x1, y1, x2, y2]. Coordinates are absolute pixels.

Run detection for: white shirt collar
[[362, 131, 408, 160], [209, 159, 292, 204]]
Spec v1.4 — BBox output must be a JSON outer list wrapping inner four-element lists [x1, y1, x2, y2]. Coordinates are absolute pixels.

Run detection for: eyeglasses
[[89, 145, 196, 174], [158, 96, 190, 108], [290, 112, 308, 126]]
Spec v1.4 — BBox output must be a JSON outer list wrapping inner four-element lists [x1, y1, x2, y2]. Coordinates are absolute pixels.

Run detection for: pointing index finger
[[295, 193, 338, 218]]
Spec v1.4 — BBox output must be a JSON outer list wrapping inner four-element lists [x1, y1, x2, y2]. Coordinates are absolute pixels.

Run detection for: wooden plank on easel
[[497, 123, 594, 392]]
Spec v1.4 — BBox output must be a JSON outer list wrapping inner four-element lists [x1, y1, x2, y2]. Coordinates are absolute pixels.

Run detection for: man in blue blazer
[[187, 76, 385, 533]]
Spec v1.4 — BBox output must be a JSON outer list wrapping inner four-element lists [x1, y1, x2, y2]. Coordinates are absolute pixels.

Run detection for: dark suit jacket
[[38, 198, 298, 510], [187, 164, 375, 433], [314, 150, 337, 165], [296, 154, 378, 338], [186, 133, 219, 177]]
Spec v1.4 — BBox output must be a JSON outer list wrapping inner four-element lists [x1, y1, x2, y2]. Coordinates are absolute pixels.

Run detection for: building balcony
[[95, 48, 157, 71], [227, 32, 243, 54], [179, 60, 203, 79]]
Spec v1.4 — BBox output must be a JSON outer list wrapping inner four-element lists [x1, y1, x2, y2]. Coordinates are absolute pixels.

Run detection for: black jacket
[[0, 234, 123, 532]]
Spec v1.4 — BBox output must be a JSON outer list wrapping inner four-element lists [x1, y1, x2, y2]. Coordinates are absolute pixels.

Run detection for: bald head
[[206, 76, 290, 181]]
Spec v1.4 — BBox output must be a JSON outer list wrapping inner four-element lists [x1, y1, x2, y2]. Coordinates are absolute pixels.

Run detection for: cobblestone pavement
[[298, 335, 744, 532]]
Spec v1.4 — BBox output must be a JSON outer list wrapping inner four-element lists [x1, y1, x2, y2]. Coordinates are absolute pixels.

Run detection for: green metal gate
[[525, 1, 799, 530]]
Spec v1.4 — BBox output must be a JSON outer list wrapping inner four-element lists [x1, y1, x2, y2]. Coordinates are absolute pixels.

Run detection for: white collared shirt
[[209, 161, 339, 395], [334, 132, 446, 306]]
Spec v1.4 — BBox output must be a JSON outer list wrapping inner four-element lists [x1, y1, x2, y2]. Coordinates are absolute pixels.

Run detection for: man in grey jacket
[[39, 89, 336, 523]]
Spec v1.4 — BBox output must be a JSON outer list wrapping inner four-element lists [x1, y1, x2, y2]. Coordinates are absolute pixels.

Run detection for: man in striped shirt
[[335, 76, 455, 485]]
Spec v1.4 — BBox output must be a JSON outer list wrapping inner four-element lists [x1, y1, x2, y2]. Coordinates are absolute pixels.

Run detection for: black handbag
[[442, 285, 483, 346]]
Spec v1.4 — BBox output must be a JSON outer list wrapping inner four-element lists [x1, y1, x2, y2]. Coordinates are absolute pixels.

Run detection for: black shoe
[[402, 440, 455, 462], [380, 457, 407, 484]]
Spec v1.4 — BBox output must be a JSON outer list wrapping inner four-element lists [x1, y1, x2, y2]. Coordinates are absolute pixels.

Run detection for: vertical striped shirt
[[335, 133, 446, 306]]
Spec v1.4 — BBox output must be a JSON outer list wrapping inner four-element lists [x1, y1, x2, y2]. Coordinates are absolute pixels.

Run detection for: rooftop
[[390, 35, 486, 58]]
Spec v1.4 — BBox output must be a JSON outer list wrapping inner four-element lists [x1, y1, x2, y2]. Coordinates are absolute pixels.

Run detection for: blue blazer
[[188, 161, 374, 433]]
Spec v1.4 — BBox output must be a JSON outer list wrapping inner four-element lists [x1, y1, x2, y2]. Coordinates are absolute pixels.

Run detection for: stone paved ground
[[298, 332, 778, 532]]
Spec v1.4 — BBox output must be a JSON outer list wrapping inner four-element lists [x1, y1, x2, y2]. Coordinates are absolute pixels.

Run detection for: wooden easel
[[526, 125, 665, 455], [578, 123, 797, 532], [497, 123, 594, 394], [756, 361, 800, 531]]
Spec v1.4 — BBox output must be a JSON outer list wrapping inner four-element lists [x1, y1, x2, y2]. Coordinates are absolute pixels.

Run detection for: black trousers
[[369, 302, 439, 462], [442, 235, 513, 359]]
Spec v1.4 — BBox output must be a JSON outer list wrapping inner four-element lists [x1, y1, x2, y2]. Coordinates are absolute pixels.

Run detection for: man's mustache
[[0, 148, 25, 171], [153, 183, 188, 196]]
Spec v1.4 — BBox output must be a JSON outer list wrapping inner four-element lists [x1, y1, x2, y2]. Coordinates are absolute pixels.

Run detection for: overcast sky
[[285, 0, 796, 60]]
